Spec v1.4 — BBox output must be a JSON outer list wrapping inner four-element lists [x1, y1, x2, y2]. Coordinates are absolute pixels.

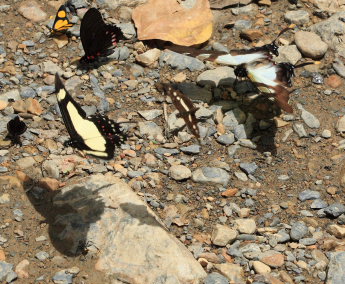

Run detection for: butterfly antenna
[[294, 61, 320, 69], [272, 24, 296, 44]]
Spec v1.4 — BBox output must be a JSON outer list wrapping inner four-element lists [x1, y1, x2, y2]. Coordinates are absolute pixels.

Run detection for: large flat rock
[[52, 175, 206, 284]]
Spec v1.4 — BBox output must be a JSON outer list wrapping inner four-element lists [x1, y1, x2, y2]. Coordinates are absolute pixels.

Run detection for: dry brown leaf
[[132, 0, 213, 46]]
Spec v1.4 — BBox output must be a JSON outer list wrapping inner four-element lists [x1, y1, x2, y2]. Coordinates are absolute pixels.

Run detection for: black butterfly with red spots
[[80, 8, 125, 64]]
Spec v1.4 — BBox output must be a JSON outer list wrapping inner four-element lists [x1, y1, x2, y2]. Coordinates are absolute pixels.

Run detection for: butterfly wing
[[246, 63, 293, 113], [54, 74, 126, 159], [51, 5, 74, 34], [80, 8, 125, 63], [162, 84, 200, 138], [7, 116, 27, 136]]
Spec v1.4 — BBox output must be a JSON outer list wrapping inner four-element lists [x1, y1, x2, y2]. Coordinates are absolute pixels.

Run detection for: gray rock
[[290, 221, 308, 241], [333, 56, 345, 78], [223, 108, 246, 130], [69, 0, 88, 8], [6, 271, 17, 283], [299, 238, 317, 246], [239, 162, 257, 175], [42, 60, 62, 75], [284, 10, 310, 25], [324, 203, 345, 218], [204, 272, 229, 284], [195, 107, 213, 120], [294, 31, 328, 59], [231, 3, 257, 16], [52, 175, 206, 283], [109, 46, 130, 61], [228, 144, 241, 157], [299, 190, 320, 201], [217, 133, 235, 145], [159, 50, 205, 71], [138, 109, 163, 121], [296, 103, 320, 128], [327, 252, 345, 284], [89, 74, 105, 99], [35, 251, 49, 261], [234, 124, 248, 139], [64, 76, 82, 91], [180, 145, 201, 154], [155, 148, 179, 155], [174, 82, 212, 104], [138, 121, 163, 137], [240, 243, 261, 259], [117, 22, 137, 39], [310, 12, 345, 51], [0, 262, 14, 282], [52, 270, 73, 284], [197, 67, 235, 87], [238, 139, 256, 149], [234, 19, 252, 30], [192, 167, 230, 186], [310, 199, 328, 209], [20, 86, 36, 98], [212, 42, 229, 53], [292, 123, 308, 138], [275, 45, 302, 65], [276, 229, 290, 243], [167, 112, 186, 134]]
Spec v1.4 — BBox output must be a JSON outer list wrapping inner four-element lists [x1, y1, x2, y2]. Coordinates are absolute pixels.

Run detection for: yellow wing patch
[[51, 5, 74, 34]]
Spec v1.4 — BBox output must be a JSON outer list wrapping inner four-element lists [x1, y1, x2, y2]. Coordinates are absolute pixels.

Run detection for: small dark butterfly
[[54, 73, 126, 159], [80, 8, 125, 63], [162, 84, 200, 138], [50, 5, 74, 35], [7, 116, 27, 146]]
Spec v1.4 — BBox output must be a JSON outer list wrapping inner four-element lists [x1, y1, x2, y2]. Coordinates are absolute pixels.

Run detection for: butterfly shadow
[[212, 78, 280, 156], [119, 203, 166, 229], [23, 180, 106, 257]]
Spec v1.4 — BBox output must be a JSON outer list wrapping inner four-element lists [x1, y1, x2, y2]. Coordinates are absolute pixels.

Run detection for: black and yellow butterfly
[[54, 73, 126, 159], [50, 5, 74, 35]]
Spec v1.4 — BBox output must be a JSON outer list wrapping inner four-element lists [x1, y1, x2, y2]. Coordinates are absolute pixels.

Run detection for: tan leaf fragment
[[132, 0, 213, 46]]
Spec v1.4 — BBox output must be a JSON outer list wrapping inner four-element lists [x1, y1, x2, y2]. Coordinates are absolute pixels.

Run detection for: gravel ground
[[1, 0, 345, 283]]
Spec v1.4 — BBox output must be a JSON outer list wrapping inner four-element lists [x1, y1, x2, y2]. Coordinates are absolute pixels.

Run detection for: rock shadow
[[24, 181, 106, 257]]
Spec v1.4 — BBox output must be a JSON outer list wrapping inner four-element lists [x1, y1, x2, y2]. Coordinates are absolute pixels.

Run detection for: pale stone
[[252, 261, 271, 274], [211, 224, 238, 246], [52, 175, 206, 283]]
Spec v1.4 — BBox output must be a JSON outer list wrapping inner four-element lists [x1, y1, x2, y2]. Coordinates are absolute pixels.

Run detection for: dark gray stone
[[239, 162, 258, 175], [204, 272, 229, 284], [324, 203, 345, 218], [0, 261, 14, 282], [327, 252, 345, 284], [299, 190, 320, 201], [180, 145, 201, 155], [310, 199, 328, 209], [290, 221, 308, 241], [159, 50, 205, 71]]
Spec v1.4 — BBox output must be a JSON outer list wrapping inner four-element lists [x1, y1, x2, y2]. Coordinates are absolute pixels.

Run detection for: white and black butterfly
[[233, 61, 319, 113], [167, 25, 295, 66], [54, 73, 126, 159], [162, 84, 200, 138]]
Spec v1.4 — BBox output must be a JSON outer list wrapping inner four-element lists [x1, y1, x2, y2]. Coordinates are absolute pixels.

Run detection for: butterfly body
[[54, 74, 126, 159], [51, 5, 74, 35], [80, 8, 125, 63], [7, 116, 27, 146]]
